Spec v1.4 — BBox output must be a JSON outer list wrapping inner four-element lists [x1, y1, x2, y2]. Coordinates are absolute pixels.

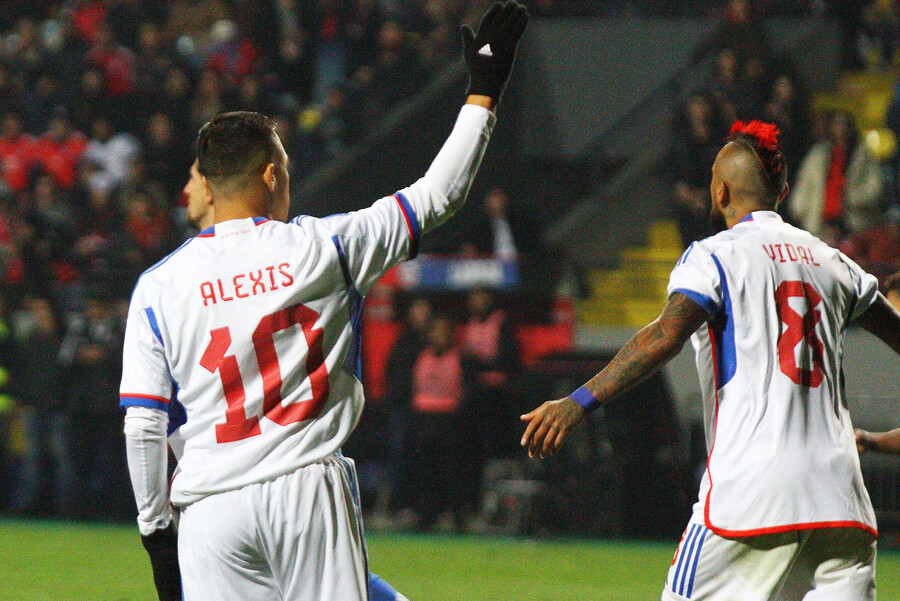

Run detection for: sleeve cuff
[[120, 394, 170, 412], [671, 288, 719, 318]]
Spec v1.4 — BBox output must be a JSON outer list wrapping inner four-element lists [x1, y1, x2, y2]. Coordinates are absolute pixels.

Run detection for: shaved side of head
[[716, 141, 776, 208]]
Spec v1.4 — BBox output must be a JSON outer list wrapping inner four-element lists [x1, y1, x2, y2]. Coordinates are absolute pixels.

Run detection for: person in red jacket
[[32, 108, 88, 191], [0, 111, 35, 193]]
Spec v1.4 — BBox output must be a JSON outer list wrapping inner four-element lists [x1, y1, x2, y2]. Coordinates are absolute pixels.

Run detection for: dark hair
[[727, 120, 788, 206], [196, 111, 278, 188]]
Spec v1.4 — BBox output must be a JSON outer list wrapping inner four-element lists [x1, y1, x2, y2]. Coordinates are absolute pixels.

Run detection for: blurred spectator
[[763, 71, 810, 187], [358, 20, 425, 128], [346, 0, 384, 72], [668, 91, 730, 246], [143, 111, 192, 201], [20, 174, 78, 300], [419, 0, 460, 70], [384, 297, 433, 512], [190, 69, 227, 133], [462, 187, 525, 261], [117, 158, 174, 270], [460, 287, 520, 508], [59, 285, 128, 520], [134, 22, 182, 117], [32, 107, 88, 191], [206, 19, 259, 88], [709, 48, 741, 123], [23, 72, 64, 134], [82, 116, 140, 195], [70, 0, 108, 47], [70, 69, 111, 135], [0, 111, 35, 193], [409, 315, 466, 531], [164, 0, 230, 60], [105, 0, 157, 51], [85, 22, 136, 125], [790, 111, 884, 243], [157, 66, 193, 132], [312, 0, 349, 102], [9, 295, 76, 518], [5, 17, 48, 81]]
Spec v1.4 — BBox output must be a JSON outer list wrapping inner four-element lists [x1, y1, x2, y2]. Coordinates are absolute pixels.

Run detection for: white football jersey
[[667, 211, 879, 537], [121, 105, 495, 507]]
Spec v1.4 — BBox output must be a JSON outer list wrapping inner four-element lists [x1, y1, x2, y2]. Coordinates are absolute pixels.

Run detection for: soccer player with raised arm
[[522, 121, 900, 600], [180, 159, 408, 601], [120, 3, 528, 600]]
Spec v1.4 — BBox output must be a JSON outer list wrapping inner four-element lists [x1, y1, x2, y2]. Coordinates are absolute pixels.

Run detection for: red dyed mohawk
[[730, 120, 780, 152], [727, 119, 788, 202]]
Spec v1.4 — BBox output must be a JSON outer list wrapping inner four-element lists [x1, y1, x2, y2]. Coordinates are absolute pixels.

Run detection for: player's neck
[[214, 200, 271, 224]]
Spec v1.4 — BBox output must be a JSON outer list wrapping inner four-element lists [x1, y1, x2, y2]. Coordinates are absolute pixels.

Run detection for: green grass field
[[2, 519, 898, 600]]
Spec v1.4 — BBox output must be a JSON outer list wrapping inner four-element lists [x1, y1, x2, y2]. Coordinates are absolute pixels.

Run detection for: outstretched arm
[[856, 428, 900, 455], [854, 292, 900, 355], [520, 292, 708, 458]]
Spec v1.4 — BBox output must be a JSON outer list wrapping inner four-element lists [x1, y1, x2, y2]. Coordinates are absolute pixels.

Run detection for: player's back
[[669, 211, 879, 536], [122, 217, 366, 505]]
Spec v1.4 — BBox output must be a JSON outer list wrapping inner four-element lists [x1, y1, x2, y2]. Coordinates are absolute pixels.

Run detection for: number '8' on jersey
[[666, 211, 879, 537]]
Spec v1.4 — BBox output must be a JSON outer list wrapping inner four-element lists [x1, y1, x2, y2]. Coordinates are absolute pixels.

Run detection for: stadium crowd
[[0, 0, 896, 533]]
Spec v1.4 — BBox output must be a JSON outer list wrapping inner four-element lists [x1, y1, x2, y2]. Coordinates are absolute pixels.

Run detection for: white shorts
[[178, 454, 368, 601], [662, 521, 876, 601]]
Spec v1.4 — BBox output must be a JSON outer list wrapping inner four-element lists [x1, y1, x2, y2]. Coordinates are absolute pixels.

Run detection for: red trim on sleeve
[[120, 393, 171, 404]]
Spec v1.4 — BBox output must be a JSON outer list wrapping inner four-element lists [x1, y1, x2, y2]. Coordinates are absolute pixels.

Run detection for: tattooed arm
[[520, 292, 709, 458]]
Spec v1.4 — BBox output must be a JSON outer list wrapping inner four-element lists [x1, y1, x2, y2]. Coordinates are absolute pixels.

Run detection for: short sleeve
[[120, 282, 175, 412], [839, 252, 880, 321], [667, 243, 724, 318]]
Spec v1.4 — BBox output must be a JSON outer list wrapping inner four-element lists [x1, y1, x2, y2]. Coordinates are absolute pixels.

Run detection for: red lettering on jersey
[[810, 250, 820, 266], [266, 265, 279, 291], [797, 246, 810, 265], [217, 279, 234, 302], [785, 244, 798, 261], [763, 245, 777, 261], [200, 282, 217, 306], [278, 263, 294, 287], [249, 270, 266, 295], [775, 244, 786, 262], [233, 274, 249, 298]]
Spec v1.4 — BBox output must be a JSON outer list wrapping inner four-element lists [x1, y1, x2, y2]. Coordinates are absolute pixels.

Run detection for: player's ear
[[202, 175, 213, 199], [262, 163, 276, 192], [716, 180, 730, 209]]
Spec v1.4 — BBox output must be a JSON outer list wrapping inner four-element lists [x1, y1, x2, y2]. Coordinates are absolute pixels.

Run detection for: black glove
[[141, 523, 182, 601], [461, 0, 529, 102]]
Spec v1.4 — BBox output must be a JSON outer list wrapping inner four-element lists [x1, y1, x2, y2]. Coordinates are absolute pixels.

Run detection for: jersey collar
[[197, 216, 270, 238], [738, 211, 781, 225]]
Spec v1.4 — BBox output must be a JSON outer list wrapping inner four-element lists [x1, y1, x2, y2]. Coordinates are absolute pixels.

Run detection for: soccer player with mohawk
[[523, 121, 900, 600]]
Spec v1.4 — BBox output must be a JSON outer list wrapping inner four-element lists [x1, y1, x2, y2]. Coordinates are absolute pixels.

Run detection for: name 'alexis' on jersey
[[200, 263, 296, 306]]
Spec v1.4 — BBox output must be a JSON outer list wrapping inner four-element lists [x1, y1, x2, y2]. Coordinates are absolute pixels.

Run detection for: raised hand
[[461, 0, 529, 102]]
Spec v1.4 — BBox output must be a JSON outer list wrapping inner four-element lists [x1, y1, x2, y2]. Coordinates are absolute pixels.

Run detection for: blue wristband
[[570, 386, 600, 412]]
